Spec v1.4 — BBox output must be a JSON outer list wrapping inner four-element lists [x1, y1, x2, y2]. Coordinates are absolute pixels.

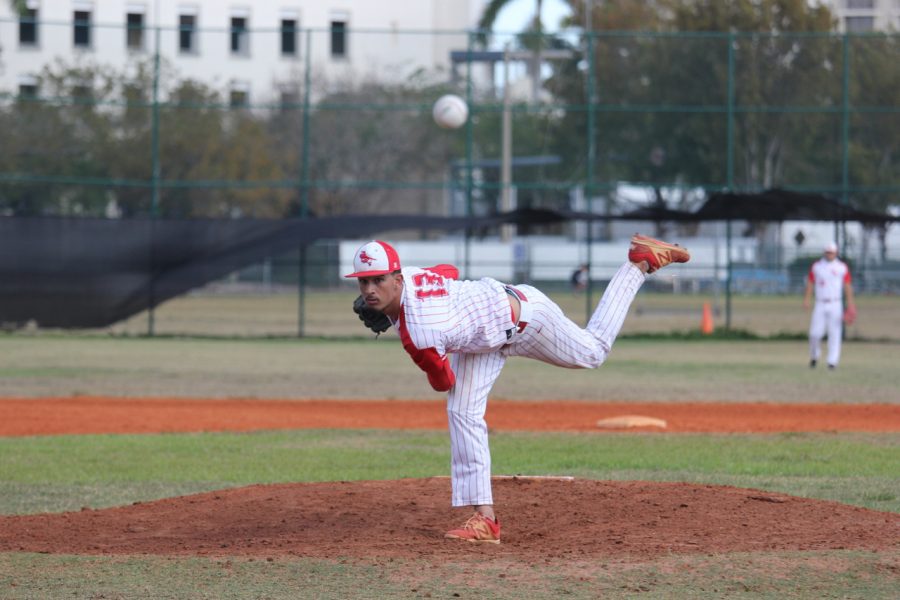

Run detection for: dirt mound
[[2, 479, 897, 561]]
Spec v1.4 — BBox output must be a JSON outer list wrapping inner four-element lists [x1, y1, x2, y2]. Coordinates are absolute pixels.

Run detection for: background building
[[822, 0, 900, 32], [0, 0, 489, 101]]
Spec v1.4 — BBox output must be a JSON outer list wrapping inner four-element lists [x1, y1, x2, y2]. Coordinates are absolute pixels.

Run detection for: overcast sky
[[492, 0, 573, 33]]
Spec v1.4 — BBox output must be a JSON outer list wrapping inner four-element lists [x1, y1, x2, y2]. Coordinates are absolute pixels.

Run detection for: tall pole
[[585, 27, 596, 323], [464, 32, 475, 279], [724, 31, 736, 331], [500, 43, 514, 242], [297, 29, 313, 338], [148, 23, 162, 337], [839, 32, 850, 249]]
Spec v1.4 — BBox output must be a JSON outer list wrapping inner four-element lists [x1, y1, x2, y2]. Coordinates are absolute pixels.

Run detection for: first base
[[596, 415, 667, 429]]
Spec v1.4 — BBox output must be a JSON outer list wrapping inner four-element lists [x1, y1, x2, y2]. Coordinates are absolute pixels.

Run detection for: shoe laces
[[467, 513, 500, 536], [462, 513, 484, 531]]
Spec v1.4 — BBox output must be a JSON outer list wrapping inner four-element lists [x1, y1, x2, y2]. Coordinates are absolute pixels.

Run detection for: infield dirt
[[1, 478, 899, 561], [1, 397, 898, 562]]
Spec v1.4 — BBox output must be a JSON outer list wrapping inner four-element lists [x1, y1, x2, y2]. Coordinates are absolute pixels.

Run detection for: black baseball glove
[[352, 295, 392, 336]]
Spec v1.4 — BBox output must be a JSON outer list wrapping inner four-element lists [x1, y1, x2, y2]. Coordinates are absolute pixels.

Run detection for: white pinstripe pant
[[446, 262, 645, 507]]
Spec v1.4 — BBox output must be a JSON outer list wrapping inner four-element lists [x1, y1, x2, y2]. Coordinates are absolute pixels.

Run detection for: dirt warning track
[[1, 397, 898, 436]]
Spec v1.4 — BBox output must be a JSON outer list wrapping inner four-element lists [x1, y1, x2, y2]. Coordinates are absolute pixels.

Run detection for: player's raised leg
[[505, 234, 689, 369], [585, 262, 646, 355]]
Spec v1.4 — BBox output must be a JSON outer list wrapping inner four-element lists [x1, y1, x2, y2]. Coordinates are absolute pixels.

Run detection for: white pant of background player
[[809, 300, 844, 367], [446, 262, 645, 508]]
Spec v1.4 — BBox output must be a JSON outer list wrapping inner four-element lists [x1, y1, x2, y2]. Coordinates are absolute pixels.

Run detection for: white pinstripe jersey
[[394, 266, 513, 356]]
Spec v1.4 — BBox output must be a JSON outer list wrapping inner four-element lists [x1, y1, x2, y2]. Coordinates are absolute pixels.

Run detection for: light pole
[[501, 43, 514, 242]]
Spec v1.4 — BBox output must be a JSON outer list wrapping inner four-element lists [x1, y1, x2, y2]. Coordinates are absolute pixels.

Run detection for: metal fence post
[[724, 31, 736, 331], [464, 31, 475, 280], [298, 28, 313, 338], [839, 32, 850, 249], [585, 30, 597, 324], [148, 23, 162, 337]]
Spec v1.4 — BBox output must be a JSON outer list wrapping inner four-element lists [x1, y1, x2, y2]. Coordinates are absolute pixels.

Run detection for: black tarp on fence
[[1, 190, 894, 329]]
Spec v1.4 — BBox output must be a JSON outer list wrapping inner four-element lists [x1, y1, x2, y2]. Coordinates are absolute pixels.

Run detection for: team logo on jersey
[[413, 272, 449, 299], [358, 250, 377, 265]]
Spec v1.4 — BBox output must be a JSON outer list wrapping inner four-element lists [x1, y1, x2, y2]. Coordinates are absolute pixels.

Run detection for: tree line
[[0, 0, 896, 221]]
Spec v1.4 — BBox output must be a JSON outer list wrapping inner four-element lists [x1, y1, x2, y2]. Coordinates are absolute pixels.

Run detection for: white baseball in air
[[432, 94, 469, 129]]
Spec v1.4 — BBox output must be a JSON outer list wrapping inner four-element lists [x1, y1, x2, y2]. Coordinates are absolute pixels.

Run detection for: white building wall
[[820, 0, 900, 31], [0, 0, 486, 99]]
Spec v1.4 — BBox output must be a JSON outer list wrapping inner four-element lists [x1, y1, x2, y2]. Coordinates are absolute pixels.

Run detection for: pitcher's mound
[[1, 478, 897, 561]]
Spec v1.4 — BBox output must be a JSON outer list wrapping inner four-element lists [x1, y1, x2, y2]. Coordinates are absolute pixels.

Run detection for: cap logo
[[358, 250, 377, 265]]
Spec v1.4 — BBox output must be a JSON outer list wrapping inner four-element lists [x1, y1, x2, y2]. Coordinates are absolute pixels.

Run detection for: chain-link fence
[[1, 19, 897, 337]]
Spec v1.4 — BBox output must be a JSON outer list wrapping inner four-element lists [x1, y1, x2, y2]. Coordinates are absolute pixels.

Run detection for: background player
[[346, 234, 690, 543], [804, 241, 856, 370], [570, 263, 589, 293]]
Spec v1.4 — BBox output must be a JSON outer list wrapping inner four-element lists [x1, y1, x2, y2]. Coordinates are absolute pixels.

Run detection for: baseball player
[[346, 234, 690, 543], [803, 241, 856, 370]]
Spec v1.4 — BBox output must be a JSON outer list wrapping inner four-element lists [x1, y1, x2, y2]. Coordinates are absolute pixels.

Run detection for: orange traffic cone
[[701, 302, 714, 335]]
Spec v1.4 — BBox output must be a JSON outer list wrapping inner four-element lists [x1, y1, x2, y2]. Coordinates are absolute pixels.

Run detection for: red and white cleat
[[444, 512, 501, 544], [628, 234, 691, 273]]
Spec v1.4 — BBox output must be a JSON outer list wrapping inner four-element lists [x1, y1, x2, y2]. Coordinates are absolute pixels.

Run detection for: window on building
[[845, 16, 875, 31], [281, 19, 297, 56], [74, 10, 92, 48], [18, 76, 39, 100], [19, 7, 38, 46], [229, 86, 249, 108], [279, 90, 299, 110], [330, 16, 347, 58], [845, 0, 875, 9], [127, 12, 144, 50], [179, 14, 197, 53], [230, 16, 248, 55]]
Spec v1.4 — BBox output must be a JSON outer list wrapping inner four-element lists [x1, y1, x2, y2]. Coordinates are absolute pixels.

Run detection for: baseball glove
[[843, 305, 857, 325], [353, 295, 392, 335]]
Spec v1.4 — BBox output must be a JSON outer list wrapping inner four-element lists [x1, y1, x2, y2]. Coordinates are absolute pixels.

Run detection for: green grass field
[[0, 430, 897, 515], [1, 332, 899, 598], [76, 290, 900, 341], [1, 334, 897, 402]]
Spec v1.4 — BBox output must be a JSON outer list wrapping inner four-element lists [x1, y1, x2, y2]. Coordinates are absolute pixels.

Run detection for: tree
[[0, 60, 122, 216], [300, 76, 462, 219], [551, 1, 899, 248], [0, 58, 296, 218], [153, 78, 293, 218]]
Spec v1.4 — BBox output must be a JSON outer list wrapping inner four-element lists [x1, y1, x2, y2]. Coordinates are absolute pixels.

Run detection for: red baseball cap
[[345, 240, 402, 278]]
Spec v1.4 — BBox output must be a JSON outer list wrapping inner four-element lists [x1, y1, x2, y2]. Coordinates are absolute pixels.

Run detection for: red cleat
[[628, 234, 691, 273], [444, 512, 501, 544]]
